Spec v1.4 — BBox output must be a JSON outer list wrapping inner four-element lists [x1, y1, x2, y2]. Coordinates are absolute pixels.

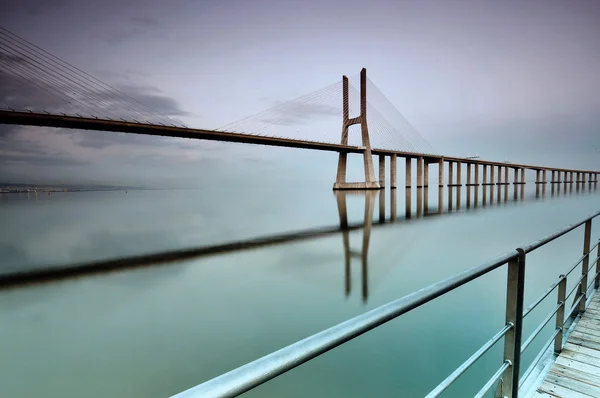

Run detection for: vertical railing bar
[[577, 220, 592, 314], [587, 270, 600, 292], [565, 293, 585, 322], [566, 274, 587, 301], [521, 302, 563, 353], [424, 323, 513, 398], [499, 249, 525, 398], [523, 277, 563, 318], [595, 240, 600, 289], [555, 275, 567, 353]]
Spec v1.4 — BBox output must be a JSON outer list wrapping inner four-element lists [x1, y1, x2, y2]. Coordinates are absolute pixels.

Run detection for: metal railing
[[171, 210, 600, 398]]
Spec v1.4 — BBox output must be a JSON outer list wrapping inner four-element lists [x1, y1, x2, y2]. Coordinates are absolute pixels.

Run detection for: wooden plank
[[569, 336, 600, 352], [532, 290, 600, 397], [531, 392, 557, 398], [556, 356, 600, 377], [538, 380, 595, 398], [572, 331, 600, 345], [573, 326, 600, 340], [531, 392, 556, 398], [559, 351, 600, 369], [564, 343, 600, 360], [580, 317, 600, 324], [550, 363, 600, 387], [544, 372, 600, 397], [575, 320, 600, 333]]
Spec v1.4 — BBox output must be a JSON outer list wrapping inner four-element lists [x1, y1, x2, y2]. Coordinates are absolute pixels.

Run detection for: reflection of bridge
[[1, 28, 599, 191], [2, 181, 596, 295]]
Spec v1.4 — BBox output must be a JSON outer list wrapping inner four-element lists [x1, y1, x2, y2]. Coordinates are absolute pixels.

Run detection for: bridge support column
[[457, 161, 462, 186], [490, 164, 495, 185], [483, 165, 488, 185], [535, 170, 540, 183], [438, 158, 444, 187], [417, 156, 424, 188], [424, 161, 429, 188], [379, 155, 385, 188], [333, 69, 380, 190], [466, 163, 472, 185], [390, 154, 397, 188], [405, 158, 411, 189], [474, 163, 479, 185], [497, 166, 502, 185], [448, 161, 454, 186]]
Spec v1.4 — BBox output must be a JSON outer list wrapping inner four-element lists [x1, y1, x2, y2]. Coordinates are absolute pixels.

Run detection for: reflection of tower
[[335, 190, 376, 303]]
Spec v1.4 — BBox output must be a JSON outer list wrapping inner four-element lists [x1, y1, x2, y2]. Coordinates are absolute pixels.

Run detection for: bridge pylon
[[333, 68, 380, 190]]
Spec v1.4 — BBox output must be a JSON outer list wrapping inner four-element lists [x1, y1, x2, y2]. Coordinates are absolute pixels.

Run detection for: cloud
[[258, 102, 340, 127], [129, 16, 159, 28], [0, 68, 203, 179], [2, 0, 69, 17], [99, 15, 163, 45]]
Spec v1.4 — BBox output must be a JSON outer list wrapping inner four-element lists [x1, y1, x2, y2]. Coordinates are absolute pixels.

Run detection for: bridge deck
[[534, 293, 600, 397]]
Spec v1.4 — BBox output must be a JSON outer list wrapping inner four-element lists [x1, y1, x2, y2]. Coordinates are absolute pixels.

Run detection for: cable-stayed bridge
[[1, 27, 598, 191]]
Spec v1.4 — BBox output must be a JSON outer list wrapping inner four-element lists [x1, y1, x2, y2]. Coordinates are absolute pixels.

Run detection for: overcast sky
[[1, 0, 599, 187]]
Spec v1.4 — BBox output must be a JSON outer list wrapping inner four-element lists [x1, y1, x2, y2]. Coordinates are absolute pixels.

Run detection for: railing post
[[499, 250, 525, 398], [555, 275, 567, 354], [578, 220, 592, 313], [595, 239, 600, 289]]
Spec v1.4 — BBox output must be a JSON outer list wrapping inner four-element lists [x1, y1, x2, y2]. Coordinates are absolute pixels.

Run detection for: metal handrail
[[474, 361, 511, 398], [521, 302, 562, 353], [519, 328, 561, 388], [172, 210, 600, 398], [522, 276, 563, 318], [424, 323, 513, 398]]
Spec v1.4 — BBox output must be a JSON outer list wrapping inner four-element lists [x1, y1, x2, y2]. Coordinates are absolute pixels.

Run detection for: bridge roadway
[[1, 110, 599, 177]]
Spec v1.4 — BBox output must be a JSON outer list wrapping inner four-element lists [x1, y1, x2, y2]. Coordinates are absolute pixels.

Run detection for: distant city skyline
[[1, 0, 600, 188]]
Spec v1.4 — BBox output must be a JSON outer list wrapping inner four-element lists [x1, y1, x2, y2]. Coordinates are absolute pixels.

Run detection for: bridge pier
[[466, 163, 472, 186], [457, 161, 462, 187], [424, 160, 429, 188], [438, 158, 444, 187], [390, 154, 397, 188], [379, 155, 385, 188], [448, 161, 454, 187], [483, 165, 488, 186], [406, 157, 412, 189], [417, 156, 424, 188], [474, 163, 480, 186]]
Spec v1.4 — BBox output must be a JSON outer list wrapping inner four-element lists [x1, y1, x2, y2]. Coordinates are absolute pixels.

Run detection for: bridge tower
[[333, 68, 380, 190]]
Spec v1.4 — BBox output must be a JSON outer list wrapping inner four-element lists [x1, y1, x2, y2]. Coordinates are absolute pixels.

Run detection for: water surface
[[1, 179, 599, 397]]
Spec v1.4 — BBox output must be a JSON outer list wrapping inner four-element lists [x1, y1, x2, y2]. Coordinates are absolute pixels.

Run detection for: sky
[[1, 0, 599, 187]]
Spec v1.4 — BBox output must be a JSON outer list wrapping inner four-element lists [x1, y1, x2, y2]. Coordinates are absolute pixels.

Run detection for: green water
[[1, 179, 599, 397]]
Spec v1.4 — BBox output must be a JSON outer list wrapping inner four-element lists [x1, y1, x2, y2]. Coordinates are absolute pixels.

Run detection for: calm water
[[1, 178, 599, 397]]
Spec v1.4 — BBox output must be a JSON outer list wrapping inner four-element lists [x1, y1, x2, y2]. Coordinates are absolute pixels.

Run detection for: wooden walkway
[[534, 293, 600, 397]]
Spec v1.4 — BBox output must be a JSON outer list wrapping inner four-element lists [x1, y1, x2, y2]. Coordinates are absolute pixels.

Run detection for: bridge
[[3, 27, 600, 397], [1, 27, 599, 198]]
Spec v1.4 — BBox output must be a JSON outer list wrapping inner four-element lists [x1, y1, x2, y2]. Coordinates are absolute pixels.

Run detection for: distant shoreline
[[0, 189, 140, 194]]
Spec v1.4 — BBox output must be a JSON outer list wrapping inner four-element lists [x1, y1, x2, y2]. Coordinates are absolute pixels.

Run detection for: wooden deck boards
[[536, 294, 600, 397]]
